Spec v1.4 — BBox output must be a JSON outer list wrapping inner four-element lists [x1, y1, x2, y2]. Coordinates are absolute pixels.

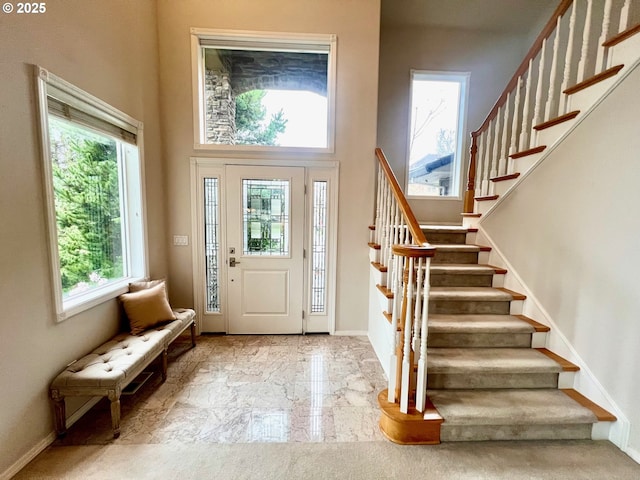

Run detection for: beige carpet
[[14, 440, 640, 479]]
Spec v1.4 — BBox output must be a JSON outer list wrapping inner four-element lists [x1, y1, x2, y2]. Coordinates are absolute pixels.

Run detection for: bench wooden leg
[[108, 391, 121, 439], [50, 390, 67, 438], [190, 321, 196, 348]]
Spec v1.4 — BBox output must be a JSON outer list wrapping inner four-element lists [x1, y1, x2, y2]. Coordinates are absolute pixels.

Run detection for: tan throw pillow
[[128, 278, 165, 293], [119, 282, 176, 335]]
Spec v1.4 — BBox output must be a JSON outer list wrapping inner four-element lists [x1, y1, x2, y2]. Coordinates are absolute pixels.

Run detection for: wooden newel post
[[463, 132, 478, 213]]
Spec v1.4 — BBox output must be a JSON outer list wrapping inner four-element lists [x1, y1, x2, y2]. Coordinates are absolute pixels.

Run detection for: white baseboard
[[624, 445, 640, 465], [0, 396, 101, 480], [0, 432, 55, 480], [334, 330, 368, 336]]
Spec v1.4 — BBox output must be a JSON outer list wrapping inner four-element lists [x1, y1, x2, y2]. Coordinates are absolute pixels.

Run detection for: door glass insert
[[242, 179, 290, 256], [204, 178, 221, 312]]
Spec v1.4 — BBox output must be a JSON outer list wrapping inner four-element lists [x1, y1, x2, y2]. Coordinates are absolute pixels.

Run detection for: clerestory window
[[191, 29, 336, 152], [36, 67, 147, 321]]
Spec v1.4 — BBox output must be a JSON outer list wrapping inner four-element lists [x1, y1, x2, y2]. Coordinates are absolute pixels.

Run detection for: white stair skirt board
[[493, 178, 518, 197]]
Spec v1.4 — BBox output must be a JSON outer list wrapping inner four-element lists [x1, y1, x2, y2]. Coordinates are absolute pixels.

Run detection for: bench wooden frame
[[50, 310, 196, 439]]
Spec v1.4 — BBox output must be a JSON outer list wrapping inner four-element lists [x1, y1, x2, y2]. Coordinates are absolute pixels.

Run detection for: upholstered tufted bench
[[50, 308, 196, 438]]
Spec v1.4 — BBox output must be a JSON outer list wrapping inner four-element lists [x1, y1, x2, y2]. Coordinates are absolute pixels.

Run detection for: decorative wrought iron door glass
[[242, 179, 290, 256]]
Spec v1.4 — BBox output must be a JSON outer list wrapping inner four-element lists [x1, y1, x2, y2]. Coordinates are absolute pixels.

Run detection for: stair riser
[[440, 423, 592, 442], [423, 232, 467, 245], [427, 372, 559, 390], [427, 333, 532, 348], [430, 274, 494, 287], [431, 252, 479, 264], [429, 300, 511, 315]]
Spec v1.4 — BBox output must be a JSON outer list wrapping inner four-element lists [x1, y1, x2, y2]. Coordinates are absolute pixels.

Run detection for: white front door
[[225, 165, 305, 334]]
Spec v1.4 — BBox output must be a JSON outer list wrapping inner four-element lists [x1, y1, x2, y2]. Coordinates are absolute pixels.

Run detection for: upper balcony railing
[[464, 0, 639, 212]]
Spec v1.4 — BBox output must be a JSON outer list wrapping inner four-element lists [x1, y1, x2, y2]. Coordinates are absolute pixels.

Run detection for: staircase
[[421, 225, 615, 441], [370, 0, 640, 447]]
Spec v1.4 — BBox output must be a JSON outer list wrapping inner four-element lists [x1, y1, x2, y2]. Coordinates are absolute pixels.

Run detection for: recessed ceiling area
[[381, 0, 558, 33]]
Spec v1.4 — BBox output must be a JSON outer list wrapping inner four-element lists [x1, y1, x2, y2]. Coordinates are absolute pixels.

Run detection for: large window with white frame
[[406, 71, 469, 198], [36, 67, 147, 321], [191, 29, 336, 152]]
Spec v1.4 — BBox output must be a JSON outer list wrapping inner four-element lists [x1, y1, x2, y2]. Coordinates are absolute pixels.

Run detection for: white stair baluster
[[577, 0, 594, 84], [387, 254, 402, 403], [386, 203, 400, 289], [560, 1, 578, 114], [400, 256, 414, 414], [519, 58, 534, 151], [619, 0, 631, 34], [499, 91, 511, 177], [509, 77, 522, 165], [490, 112, 501, 193], [532, 37, 548, 140], [596, 0, 613, 72], [545, 18, 562, 122], [477, 132, 488, 196], [415, 256, 431, 412], [412, 258, 424, 356]]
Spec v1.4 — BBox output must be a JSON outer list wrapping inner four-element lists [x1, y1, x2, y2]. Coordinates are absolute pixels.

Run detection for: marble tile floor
[[55, 333, 388, 446]]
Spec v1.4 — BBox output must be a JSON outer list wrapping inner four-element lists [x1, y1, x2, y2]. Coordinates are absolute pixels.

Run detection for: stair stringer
[[475, 54, 640, 222], [473, 224, 630, 450]]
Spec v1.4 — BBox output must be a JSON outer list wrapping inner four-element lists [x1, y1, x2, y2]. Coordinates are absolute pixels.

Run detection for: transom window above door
[[191, 29, 337, 152]]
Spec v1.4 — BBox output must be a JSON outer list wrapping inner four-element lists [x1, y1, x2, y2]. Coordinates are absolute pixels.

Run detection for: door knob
[[229, 257, 241, 267]]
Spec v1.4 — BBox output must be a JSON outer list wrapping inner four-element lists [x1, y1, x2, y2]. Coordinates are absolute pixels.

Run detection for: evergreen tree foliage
[[50, 119, 123, 293], [235, 90, 287, 145]]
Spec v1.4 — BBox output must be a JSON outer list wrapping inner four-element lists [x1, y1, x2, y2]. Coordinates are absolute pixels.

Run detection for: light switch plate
[[173, 235, 189, 246]]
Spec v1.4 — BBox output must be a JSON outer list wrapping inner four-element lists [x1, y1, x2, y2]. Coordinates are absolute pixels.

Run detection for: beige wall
[[156, 0, 381, 333], [377, 25, 532, 224], [0, 1, 165, 474], [482, 66, 640, 457]]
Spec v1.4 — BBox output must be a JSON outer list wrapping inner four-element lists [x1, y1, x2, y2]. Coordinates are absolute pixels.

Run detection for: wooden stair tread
[[376, 284, 393, 299], [432, 244, 480, 252], [368, 242, 381, 250], [561, 389, 617, 422], [461, 213, 481, 218], [510, 145, 547, 159], [564, 64, 624, 95], [495, 287, 526, 301], [513, 314, 550, 332], [427, 348, 565, 373], [371, 261, 387, 272], [535, 348, 580, 372], [603, 23, 640, 48], [534, 110, 580, 131], [430, 264, 497, 275], [429, 287, 516, 302], [475, 195, 499, 201], [491, 172, 521, 182], [429, 389, 600, 425], [428, 314, 538, 334]]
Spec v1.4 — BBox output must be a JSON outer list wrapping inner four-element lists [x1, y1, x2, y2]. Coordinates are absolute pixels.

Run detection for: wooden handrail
[[473, 0, 574, 136], [375, 147, 429, 247]]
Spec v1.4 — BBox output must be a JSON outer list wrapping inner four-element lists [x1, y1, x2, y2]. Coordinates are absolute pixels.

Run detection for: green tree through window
[[49, 117, 123, 295], [235, 90, 287, 145]]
